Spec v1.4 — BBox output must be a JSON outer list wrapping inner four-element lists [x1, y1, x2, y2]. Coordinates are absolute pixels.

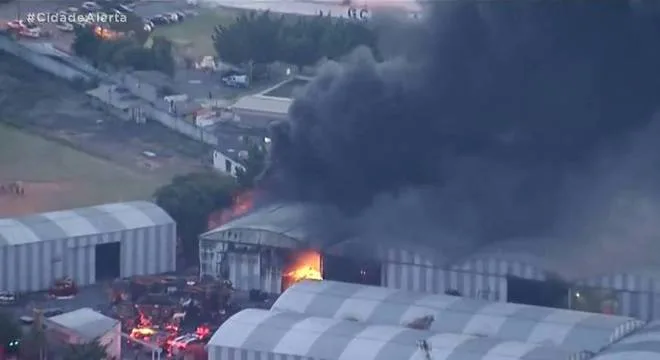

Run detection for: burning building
[[200, 202, 437, 295]]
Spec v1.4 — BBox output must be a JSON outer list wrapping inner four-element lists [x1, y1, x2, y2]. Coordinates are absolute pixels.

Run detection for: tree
[[151, 36, 176, 76], [72, 26, 102, 62], [61, 339, 108, 360], [212, 11, 379, 70], [72, 27, 176, 75], [154, 171, 237, 265], [0, 312, 21, 356], [213, 11, 285, 67]]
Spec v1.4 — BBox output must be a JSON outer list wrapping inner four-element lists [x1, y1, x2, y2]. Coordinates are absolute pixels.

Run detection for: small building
[[0, 201, 176, 292], [207, 308, 589, 360], [273, 280, 645, 354], [211, 133, 253, 178], [45, 308, 121, 360], [86, 85, 145, 123]]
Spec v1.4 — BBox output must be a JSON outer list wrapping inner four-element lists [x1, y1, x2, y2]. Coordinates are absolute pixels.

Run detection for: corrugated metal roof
[[271, 280, 645, 353], [208, 309, 587, 360], [591, 321, 660, 360], [200, 203, 345, 248], [46, 307, 118, 341], [0, 201, 173, 246]]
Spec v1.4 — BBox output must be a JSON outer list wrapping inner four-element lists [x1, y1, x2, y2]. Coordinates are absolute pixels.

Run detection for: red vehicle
[[49, 277, 78, 298]]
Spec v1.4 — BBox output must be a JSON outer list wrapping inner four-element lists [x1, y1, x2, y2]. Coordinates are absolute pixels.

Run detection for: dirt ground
[[0, 56, 209, 216]]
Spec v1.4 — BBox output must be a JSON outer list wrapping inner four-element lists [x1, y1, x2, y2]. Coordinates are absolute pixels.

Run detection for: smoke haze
[[264, 0, 660, 278]]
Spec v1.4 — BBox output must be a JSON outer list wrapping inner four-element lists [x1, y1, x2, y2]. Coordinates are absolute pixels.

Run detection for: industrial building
[[45, 308, 121, 360], [200, 203, 519, 299], [0, 201, 176, 292], [272, 280, 644, 353], [591, 320, 660, 360], [207, 308, 590, 360], [201, 201, 660, 321]]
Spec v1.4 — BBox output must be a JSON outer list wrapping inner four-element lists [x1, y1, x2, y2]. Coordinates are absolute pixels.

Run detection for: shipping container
[[0, 201, 176, 292]]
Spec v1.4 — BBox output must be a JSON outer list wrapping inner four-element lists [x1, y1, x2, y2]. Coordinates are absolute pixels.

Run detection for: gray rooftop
[[208, 309, 589, 360], [0, 201, 173, 246], [47, 307, 119, 341], [201, 203, 345, 248], [231, 95, 292, 117], [272, 280, 645, 354]]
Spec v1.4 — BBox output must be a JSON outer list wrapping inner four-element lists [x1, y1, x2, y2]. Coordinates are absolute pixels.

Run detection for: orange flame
[[209, 190, 255, 229], [283, 250, 322, 290]]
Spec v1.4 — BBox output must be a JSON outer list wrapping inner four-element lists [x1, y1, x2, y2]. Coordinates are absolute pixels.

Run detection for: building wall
[[98, 322, 121, 360], [199, 238, 283, 294], [453, 256, 549, 281], [0, 223, 177, 292], [212, 150, 246, 178], [576, 273, 660, 321], [379, 248, 507, 302], [208, 346, 316, 360]]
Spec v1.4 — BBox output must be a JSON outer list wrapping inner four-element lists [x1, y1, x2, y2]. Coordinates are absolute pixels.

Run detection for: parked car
[[0, 291, 16, 305], [150, 15, 170, 25], [82, 1, 102, 11], [57, 22, 74, 32]]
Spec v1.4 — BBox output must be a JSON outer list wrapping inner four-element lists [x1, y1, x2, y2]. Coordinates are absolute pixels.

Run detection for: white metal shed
[[46, 307, 121, 360], [591, 321, 660, 360], [0, 201, 176, 292], [208, 309, 589, 360], [272, 280, 645, 353]]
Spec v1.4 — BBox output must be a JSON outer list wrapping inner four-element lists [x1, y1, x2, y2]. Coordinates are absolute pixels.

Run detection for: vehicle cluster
[[109, 275, 239, 356], [4, 0, 197, 39]]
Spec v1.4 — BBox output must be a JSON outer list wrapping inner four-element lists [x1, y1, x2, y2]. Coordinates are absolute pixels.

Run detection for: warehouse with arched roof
[[591, 321, 660, 360], [0, 201, 176, 292], [207, 309, 591, 360], [272, 280, 645, 353], [199, 203, 508, 297]]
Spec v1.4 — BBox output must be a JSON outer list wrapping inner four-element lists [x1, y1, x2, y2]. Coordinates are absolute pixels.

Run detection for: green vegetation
[[72, 27, 175, 75], [213, 11, 378, 69], [152, 9, 237, 57], [0, 124, 171, 211]]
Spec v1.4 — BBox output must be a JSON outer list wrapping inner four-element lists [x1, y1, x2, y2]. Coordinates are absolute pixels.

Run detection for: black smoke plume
[[264, 0, 660, 276]]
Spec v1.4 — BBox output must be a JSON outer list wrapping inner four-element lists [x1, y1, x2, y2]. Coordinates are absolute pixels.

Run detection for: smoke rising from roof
[[264, 0, 660, 277]]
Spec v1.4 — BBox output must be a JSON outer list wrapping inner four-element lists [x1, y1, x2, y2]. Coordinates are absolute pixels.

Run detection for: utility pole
[[16, 0, 21, 21]]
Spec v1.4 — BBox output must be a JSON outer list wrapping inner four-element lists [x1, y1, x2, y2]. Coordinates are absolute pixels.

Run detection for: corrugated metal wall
[[379, 248, 507, 301], [209, 346, 315, 360], [0, 223, 176, 292], [224, 252, 282, 294], [453, 256, 549, 281], [577, 273, 660, 321]]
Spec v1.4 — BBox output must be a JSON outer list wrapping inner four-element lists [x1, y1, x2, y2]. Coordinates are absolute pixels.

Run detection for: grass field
[[152, 8, 238, 57], [0, 124, 170, 215]]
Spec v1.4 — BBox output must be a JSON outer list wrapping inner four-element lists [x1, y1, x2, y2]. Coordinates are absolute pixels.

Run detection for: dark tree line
[[213, 11, 378, 69], [72, 26, 175, 75]]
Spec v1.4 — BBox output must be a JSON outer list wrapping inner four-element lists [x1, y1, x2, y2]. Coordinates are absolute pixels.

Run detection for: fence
[[0, 34, 222, 148]]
